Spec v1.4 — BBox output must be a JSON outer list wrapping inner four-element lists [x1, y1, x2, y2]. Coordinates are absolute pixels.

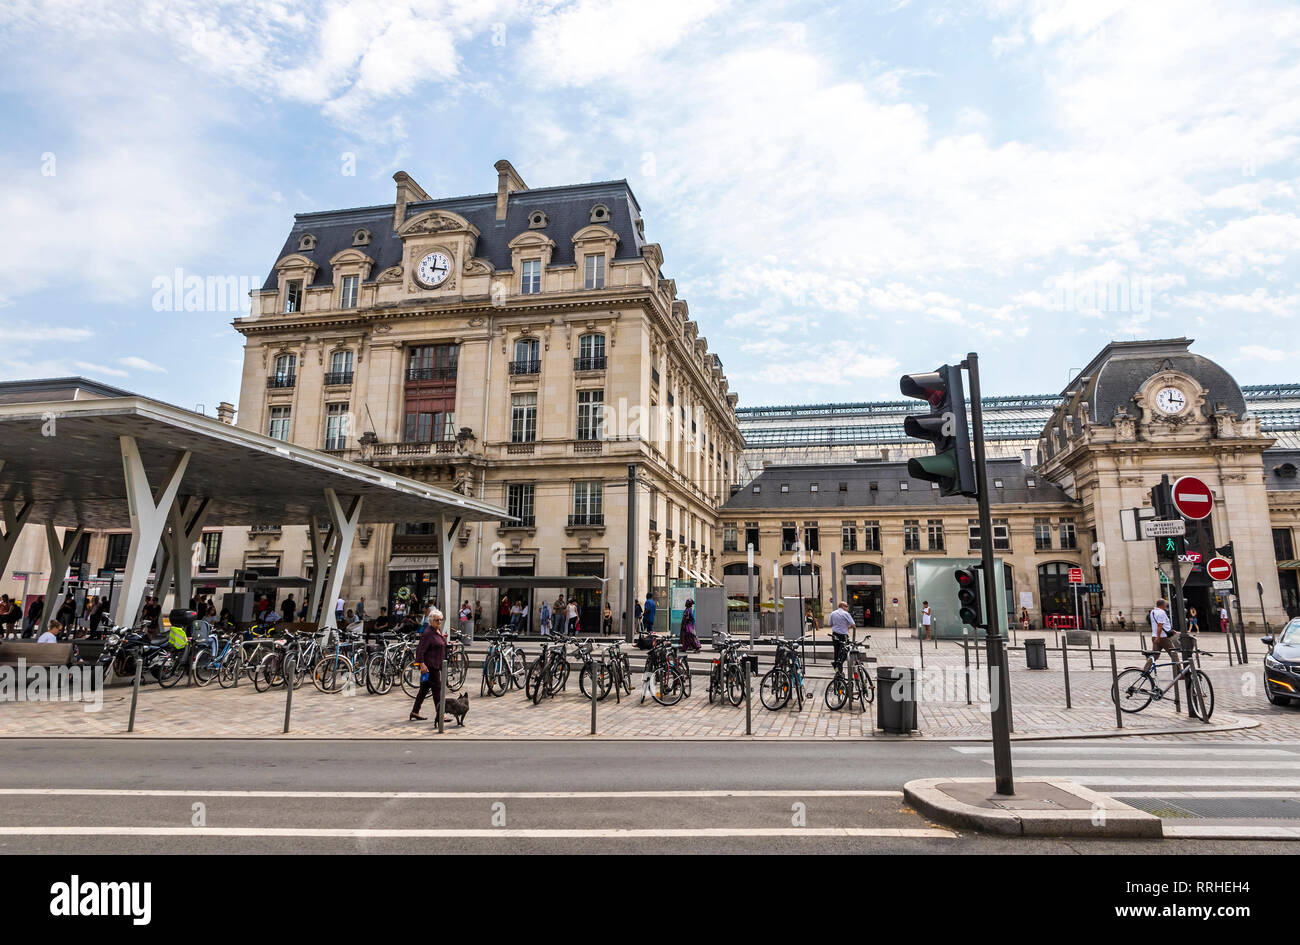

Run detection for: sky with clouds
[[2, 0, 1297, 411]]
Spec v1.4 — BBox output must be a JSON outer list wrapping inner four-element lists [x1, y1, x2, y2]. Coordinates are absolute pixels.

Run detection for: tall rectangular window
[[1275, 528, 1296, 561], [106, 534, 131, 570], [1035, 517, 1053, 550], [927, 519, 945, 551], [744, 521, 760, 553], [1058, 517, 1077, 550], [994, 518, 1011, 551], [781, 522, 798, 553], [200, 531, 222, 571], [583, 253, 606, 289], [573, 481, 603, 523], [506, 484, 535, 527], [576, 333, 606, 371], [324, 403, 349, 450], [723, 522, 738, 552], [521, 259, 541, 294], [576, 389, 604, 440], [404, 343, 458, 442], [803, 521, 820, 553], [285, 280, 303, 313], [512, 337, 540, 374], [340, 275, 358, 309], [862, 521, 880, 552], [842, 521, 857, 552], [511, 393, 537, 442], [268, 406, 291, 441], [903, 520, 921, 552]]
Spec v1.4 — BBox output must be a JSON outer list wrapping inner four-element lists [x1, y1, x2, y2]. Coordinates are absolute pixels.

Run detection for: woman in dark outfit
[[410, 605, 449, 722]]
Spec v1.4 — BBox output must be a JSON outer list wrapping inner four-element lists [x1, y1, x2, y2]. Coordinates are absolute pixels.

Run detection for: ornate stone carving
[[463, 257, 492, 275], [377, 266, 403, 283], [403, 212, 463, 234]]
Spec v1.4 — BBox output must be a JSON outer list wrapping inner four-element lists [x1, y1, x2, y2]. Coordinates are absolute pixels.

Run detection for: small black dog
[[445, 691, 469, 726]]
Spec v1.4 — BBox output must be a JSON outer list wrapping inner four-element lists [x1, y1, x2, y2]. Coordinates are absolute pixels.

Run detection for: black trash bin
[[876, 666, 917, 734], [1025, 637, 1048, 670]]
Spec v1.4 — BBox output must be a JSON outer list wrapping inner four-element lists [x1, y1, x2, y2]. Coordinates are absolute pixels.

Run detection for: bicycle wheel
[[725, 664, 746, 707], [545, 658, 568, 696], [652, 667, 686, 706], [707, 666, 720, 704], [858, 669, 875, 706], [760, 667, 792, 710], [618, 655, 633, 694], [156, 652, 186, 688], [313, 656, 352, 694], [507, 649, 528, 690], [192, 650, 217, 687], [253, 653, 279, 692], [485, 655, 509, 697], [1190, 670, 1215, 722], [677, 655, 692, 697], [824, 672, 848, 710], [445, 649, 467, 692], [400, 661, 423, 698], [1112, 668, 1153, 713], [217, 651, 243, 689], [579, 662, 611, 700], [525, 659, 547, 704]]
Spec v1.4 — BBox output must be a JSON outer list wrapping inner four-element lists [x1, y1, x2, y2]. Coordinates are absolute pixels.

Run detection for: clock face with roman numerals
[[416, 251, 451, 288]]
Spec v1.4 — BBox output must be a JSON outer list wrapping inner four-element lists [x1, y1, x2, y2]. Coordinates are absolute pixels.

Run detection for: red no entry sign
[[1171, 475, 1213, 520], [1206, 556, 1232, 581]]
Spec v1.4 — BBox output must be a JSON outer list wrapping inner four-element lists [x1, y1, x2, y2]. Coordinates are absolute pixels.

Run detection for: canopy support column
[[438, 515, 460, 614], [40, 521, 85, 633], [307, 518, 335, 624], [113, 437, 190, 629], [164, 496, 211, 610], [0, 493, 34, 579], [320, 489, 362, 629]]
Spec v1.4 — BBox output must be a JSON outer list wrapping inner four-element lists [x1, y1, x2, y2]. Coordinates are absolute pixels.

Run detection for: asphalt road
[[1, 738, 1298, 853]]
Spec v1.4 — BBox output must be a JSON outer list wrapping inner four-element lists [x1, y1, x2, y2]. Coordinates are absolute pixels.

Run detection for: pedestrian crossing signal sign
[[1155, 535, 1185, 559]]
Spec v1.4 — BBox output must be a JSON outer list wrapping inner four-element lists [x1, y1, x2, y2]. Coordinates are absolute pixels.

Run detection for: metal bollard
[[917, 630, 924, 671], [893, 619, 898, 648], [1061, 639, 1071, 709], [127, 659, 142, 733], [590, 659, 598, 735], [1109, 642, 1122, 729], [1087, 639, 1094, 671], [283, 655, 294, 734], [437, 666, 446, 735], [963, 641, 971, 705], [743, 657, 752, 735]]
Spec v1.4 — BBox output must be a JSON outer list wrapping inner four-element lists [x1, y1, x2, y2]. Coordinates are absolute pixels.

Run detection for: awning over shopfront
[[0, 390, 507, 630], [453, 575, 606, 589], [1278, 560, 1300, 570]]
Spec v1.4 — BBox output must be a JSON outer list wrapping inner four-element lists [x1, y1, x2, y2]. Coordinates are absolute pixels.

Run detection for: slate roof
[[720, 457, 1077, 512], [261, 180, 646, 291], [1265, 449, 1300, 492]]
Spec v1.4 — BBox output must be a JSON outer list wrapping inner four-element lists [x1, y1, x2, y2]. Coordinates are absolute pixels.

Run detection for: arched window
[[589, 204, 610, 223], [273, 353, 296, 381], [328, 349, 353, 384], [297, 233, 317, 251], [352, 228, 371, 246], [528, 210, 548, 229], [1037, 562, 1076, 616], [722, 563, 750, 576]]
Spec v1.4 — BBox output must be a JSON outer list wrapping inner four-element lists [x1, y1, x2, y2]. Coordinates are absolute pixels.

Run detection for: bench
[[0, 641, 75, 667]]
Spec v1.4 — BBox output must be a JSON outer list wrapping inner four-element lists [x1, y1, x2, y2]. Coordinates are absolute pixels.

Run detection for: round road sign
[[1171, 475, 1213, 520], [1206, 556, 1233, 582]]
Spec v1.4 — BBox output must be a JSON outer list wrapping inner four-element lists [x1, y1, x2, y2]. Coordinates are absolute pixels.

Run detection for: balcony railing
[[574, 440, 603, 454], [267, 374, 296, 389], [501, 516, 537, 529], [509, 359, 540, 376], [568, 513, 604, 527], [573, 355, 607, 372], [507, 442, 536, 454], [324, 371, 354, 386], [406, 366, 458, 382], [370, 439, 457, 458]]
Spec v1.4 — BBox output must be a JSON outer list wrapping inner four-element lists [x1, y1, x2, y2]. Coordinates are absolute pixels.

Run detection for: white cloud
[[74, 360, 129, 377], [119, 356, 167, 373]]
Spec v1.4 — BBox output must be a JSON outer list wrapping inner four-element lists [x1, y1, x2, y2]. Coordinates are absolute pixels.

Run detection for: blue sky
[[2, 0, 1298, 411]]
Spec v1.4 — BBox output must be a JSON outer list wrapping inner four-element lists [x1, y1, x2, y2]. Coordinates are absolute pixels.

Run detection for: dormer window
[[298, 233, 317, 251], [352, 228, 371, 246], [1278, 463, 1299, 479], [590, 204, 610, 224], [285, 280, 303, 313], [528, 210, 548, 229]]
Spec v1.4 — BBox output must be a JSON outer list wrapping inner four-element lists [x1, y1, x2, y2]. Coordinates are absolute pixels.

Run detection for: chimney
[[392, 171, 431, 230], [494, 159, 528, 221], [216, 402, 236, 425]]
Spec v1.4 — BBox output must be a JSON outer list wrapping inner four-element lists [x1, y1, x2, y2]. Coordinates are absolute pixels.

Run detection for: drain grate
[[1126, 796, 1300, 820]]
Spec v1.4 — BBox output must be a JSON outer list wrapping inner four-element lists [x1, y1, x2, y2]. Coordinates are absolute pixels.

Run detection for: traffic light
[[1154, 535, 1185, 560], [955, 566, 982, 627], [900, 364, 977, 497]]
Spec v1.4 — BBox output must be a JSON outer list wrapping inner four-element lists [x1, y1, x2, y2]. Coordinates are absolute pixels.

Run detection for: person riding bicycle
[[1143, 598, 1179, 677]]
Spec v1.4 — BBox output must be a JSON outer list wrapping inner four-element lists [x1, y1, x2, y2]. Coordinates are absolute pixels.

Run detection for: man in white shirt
[[920, 601, 933, 640], [1144, 598, 1177, 674], [828, 601, 855, 665]]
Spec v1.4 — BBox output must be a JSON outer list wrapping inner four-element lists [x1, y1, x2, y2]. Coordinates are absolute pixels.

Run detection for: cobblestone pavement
[[2, 628, 1289, 740]]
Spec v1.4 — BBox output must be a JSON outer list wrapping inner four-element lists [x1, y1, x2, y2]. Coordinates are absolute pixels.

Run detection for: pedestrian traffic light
[[1154, 535, 1185, 560], [899, 364, 977, 497], [954, 566, 982, 627]]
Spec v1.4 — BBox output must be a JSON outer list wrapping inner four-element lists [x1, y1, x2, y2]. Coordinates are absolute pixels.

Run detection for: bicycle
[[1112, 637, 1215, 722], [526, 636, 574, 704], [640, 634, 687, 706], [481, 631, 528, 697], [760, 638, 807, 711], [575, 638, 612, 700], [600, 640, 633, 700], [192, 630, 244, 689], [825, 637, 875, 711], [707, 633, 748, 707]]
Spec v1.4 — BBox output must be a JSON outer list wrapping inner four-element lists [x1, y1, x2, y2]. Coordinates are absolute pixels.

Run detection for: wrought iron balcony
[[573, 355, 606, 372], [267, 374, 296, 389], [508, 359, 540, 376], [324, 371, 354, 386], [406, 366, 458, 382], [568, 513, 604, 527]]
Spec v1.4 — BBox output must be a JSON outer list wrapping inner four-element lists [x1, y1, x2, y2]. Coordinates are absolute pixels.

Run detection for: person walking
[[508, 599, 522, 632], [1019, 607, 1031, 635], [920, 600, 932, 641], [1186, 606, 1200, 634], [641, 591, 656, 639], [473, 600, 483, 635], [356, 597, 368, 621], [539, 599, 551, 635], [56, 595, 76, 630], [828, 600, 855, 666], [458, 601, 472, 640], [335, 596, 346, 626], [409, 606, 449, 722], [679, 599, 701, 651], [602, 603, 613, 635], [566, 598, 580, 635], [22, 595, 45, 638], [1219, 603, 1230, 634]]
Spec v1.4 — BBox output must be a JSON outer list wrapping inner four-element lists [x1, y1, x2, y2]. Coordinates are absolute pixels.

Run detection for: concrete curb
[[904, 777, 1163, 838]]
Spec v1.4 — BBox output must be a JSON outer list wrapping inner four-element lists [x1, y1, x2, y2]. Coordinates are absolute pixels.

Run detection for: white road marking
[[0, 825, 955, 839], [1162, 825, 1300, 840], [952, 746, 1295, 756], [1109, 791, 1300, 799], [983, 759, 1300, 769], [0, 788, 902, 800], [1074, 777, 1300, 788]]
